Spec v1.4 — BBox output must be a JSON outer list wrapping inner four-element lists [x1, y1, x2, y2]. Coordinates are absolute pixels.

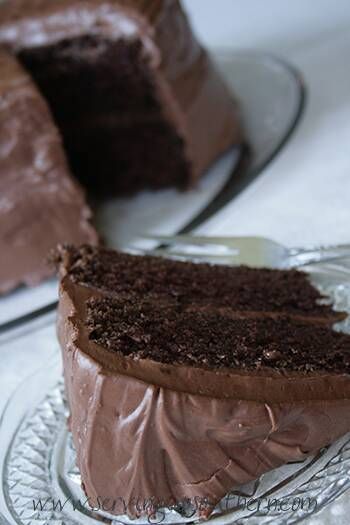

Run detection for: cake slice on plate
[[56, 245, 350, 518]]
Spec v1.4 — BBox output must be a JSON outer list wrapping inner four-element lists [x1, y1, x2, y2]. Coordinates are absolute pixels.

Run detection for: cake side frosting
[[0, 50, 98, 294]]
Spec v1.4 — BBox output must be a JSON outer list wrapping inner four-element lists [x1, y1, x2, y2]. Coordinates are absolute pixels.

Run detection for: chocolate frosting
[[0, 49, 97, 294], [57, 273, 350, 518], [0, 0, 242, 182]]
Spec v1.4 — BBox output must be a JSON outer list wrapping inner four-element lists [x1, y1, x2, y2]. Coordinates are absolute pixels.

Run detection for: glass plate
[[0, 262, 350, 525]]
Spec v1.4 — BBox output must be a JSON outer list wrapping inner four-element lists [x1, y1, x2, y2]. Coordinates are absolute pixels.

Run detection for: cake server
[[138, 234, 350, 272], [0, 51, 305, 335]]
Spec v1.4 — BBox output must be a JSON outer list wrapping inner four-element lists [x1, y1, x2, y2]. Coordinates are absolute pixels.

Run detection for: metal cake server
[[138, 234, 350, 272], [0, 51, 305, 336]]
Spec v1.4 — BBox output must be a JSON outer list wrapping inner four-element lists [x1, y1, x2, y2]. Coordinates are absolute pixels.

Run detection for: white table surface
[[1, 2, 350, 524]]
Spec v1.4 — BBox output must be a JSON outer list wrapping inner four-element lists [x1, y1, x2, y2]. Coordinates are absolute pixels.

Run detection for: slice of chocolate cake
[[0, 0, 241, 194], [56, 246, 350, 518], [0, 50, 97, 294]]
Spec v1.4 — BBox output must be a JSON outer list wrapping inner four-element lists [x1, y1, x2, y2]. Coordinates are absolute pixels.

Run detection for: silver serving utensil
[[137, 234, 350, 270]]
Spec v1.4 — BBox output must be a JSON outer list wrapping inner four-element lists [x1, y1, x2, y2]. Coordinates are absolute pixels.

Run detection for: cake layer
[[0, 0, 242, 193], [86, 295, 350, 373], [0, 51, 97, 294], [57, 245, 345, 323], [56, 246, 350, 518]]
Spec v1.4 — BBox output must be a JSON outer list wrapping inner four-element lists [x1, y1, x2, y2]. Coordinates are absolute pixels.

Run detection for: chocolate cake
[[0, 49, 98, 294], [56, 245, 350, 518], [0, 0, 242, 192], [0, 1, 241, 295]]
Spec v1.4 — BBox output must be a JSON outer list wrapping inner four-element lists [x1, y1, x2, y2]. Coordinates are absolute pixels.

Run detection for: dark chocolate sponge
[[86, 295, 350, 373], [58, 244, 345, 323]]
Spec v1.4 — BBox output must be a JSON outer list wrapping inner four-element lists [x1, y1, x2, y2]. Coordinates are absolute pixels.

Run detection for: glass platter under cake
[[1, 260, 350, 525]]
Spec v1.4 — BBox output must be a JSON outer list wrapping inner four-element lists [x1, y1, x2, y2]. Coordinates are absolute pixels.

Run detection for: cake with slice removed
[[0, 0, 241, 294], [0, 50, 97, 294], [0, 0, 241, 194], [56, 245, 350, 518]]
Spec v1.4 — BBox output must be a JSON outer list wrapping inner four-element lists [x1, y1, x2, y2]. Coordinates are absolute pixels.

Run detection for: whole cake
[[0, 0, 241, 293], [56, 245, 350, 518]]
